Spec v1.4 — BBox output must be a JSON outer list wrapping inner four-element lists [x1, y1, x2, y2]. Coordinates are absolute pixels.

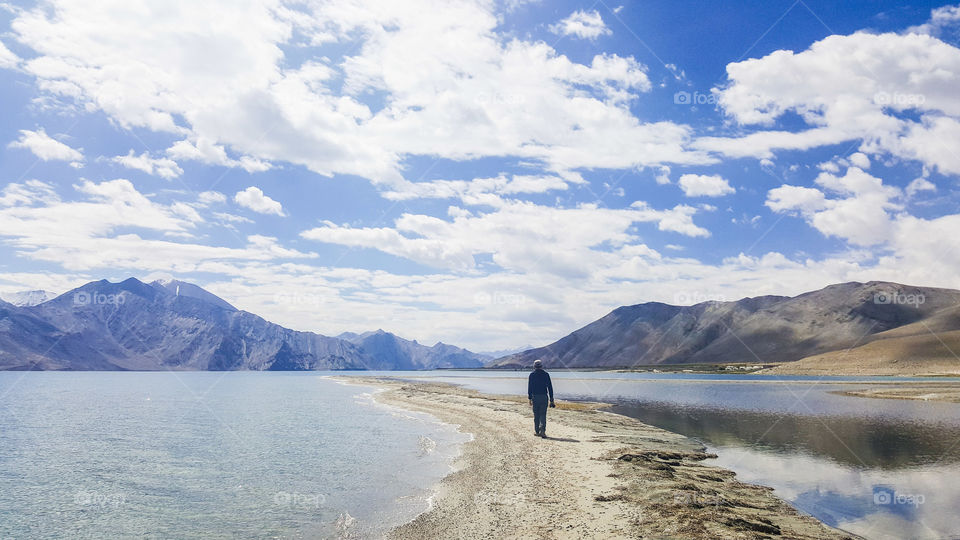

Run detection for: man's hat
[[533, 359, 542, 368]]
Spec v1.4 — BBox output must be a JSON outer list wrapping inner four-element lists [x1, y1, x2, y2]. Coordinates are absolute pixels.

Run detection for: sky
[[0, 0, 959, 352]]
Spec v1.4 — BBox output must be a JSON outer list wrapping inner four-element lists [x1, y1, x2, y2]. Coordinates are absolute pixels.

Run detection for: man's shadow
[[542, 436, 579, 442]]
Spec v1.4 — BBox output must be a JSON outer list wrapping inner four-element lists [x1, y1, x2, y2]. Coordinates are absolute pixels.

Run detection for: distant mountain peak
[[1, 290, 55, 307]]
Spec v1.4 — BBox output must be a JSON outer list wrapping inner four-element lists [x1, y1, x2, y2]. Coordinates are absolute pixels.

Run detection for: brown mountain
[[494, 282, 960, 372]]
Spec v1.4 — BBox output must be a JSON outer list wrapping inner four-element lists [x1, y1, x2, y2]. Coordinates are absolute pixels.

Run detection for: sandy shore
[[338, 377, 856, 540], [835, 383, 960, 403]]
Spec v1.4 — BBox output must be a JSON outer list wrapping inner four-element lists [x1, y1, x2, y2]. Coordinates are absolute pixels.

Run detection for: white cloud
[[167, 138, 270, 174], [0, 39, 19, 69], [8, 128, 83, 163], [0, 179, 312, 272], [906, 177, 937, 197], [765, 185, 827, 214], [677, 174, 735, 197], [198, 191, 227, 206], [214, 212, 253, 224], [766, 167, 901, 246], [654, 165, 672, 185], [0, 180, 61, 207], [169, 202, 204, 224], [382, 174, 570, 203], [8, 0, 710, 190], [704, 31, 960, 175], [234, 186, 285, 216], [848, 152, 870, 169], [549, 10, 612, 40], [302, 199, 709, 275], [110, 150, 183, 179], [907, 4, 960, 37]]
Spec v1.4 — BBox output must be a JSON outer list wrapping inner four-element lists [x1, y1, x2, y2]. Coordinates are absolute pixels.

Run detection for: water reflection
[[711, 446, 956, 540], [610, 401, 960, 469]]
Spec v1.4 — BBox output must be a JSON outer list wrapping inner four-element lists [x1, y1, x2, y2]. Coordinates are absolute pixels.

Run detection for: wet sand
[[338, 377, 856, 539]]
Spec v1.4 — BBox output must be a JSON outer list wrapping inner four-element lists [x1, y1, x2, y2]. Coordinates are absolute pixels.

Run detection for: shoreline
[[833, 383, 960, 403], [337, 376, 857, 539]]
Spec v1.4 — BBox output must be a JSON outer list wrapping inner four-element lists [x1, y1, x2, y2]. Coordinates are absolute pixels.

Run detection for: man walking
[[527, 359, 555, 437]]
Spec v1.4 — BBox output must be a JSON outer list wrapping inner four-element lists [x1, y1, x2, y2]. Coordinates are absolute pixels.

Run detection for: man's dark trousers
[[532, 394, 549, 435]]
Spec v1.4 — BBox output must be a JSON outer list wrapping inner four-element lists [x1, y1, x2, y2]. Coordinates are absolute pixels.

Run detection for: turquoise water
[[0, 372, 468, 539], [6, 369, 959, 539], [370, 370, 960, 540]]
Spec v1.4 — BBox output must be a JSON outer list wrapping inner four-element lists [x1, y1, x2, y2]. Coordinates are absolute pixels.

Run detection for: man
[[527, 359, 555, 437]]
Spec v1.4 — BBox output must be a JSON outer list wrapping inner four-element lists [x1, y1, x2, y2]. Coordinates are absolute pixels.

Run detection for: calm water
[[0, 372, 468, 539], [374, 370, 960, 540]]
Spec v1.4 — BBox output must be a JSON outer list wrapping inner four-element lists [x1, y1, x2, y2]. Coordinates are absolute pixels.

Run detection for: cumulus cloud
[[0, 179, 311, 272], [110, 150, 183, 179], [677, 174, 735, 197], [766, 167, 901, 246], [8, 128, 83, 163], [167, 138, 270, 174], [234, 186, 285, 216], [302, 199, 709, 275], [703, 31, 960, 175], [907, 4, 960, 38], [906, 177, 937, 197], [7, 0, 709, 189], [550, 9, 612, 40]]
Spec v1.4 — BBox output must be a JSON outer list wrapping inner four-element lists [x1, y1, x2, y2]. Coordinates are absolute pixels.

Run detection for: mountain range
[[494, 281, 960, 375], [0, 278, 488, 371], [4, 279, 959, 374]]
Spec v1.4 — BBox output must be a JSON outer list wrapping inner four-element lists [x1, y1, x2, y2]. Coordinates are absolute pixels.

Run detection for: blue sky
[[0, 0, 959, 350]]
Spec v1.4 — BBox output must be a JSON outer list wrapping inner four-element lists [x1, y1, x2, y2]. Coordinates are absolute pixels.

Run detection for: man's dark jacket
[[528, 368, 554, 401]]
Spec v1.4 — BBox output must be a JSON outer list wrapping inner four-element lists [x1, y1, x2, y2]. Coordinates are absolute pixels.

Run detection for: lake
[[373, 370, 960, 540], [0, 372, 468, 539], [4, 370, 959, 540]]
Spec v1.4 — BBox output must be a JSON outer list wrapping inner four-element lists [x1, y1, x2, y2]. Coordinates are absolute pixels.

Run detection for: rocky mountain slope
[[494, 282, 960, 370], [765, 303, 960, 375], [0, 278, 486, 371]]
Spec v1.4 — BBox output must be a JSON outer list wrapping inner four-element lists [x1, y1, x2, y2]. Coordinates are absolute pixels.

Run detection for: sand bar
[[338, 377, 857, 539]]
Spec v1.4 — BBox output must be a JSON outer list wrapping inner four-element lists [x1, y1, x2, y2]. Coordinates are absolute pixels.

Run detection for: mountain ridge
[[493, 281, 960, 372], [0, 277, 487, 371]]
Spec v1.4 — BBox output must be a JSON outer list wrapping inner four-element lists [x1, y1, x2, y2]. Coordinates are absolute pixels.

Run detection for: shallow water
[[380, 370, 960, 540], [0, 372, 468, 539]]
